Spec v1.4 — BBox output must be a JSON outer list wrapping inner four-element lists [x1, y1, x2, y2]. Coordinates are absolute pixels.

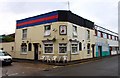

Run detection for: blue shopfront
[[96, 42, 110, 57]]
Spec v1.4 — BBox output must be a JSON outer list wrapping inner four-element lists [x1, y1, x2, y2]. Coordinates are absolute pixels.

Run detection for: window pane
[[59, 43, 67, 53], [71, 43, 78, 54], [73, 26, 77, 37], [45, 47, 53, 53], [44, 43, 53, 53], [59, 47, 67, 53], [22, 29, 27, 39], [72, 47, 77, 53], [45, 25, 50, 30]]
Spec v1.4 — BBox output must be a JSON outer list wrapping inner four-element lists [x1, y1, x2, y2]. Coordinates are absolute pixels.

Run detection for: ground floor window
[[71, 43, 78, 54], [44, 43, 53, 54], [21, 43, 27, 53], [87, 43, 90, 54], [59, 43, 67, 54]]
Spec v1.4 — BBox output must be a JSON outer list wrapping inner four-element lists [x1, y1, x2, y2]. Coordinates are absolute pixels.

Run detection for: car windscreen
[[0, 52, 10, 56]]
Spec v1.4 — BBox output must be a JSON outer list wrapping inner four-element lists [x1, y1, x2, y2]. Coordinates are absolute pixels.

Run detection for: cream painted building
[[14, 10, 96, 61], [0, 42, 15, 58]]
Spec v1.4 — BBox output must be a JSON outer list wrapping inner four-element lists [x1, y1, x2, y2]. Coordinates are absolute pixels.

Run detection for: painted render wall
[[95, 37, 110, 57], [108, 39, 119, 55], [0, 42, 15, 58], [15, 22, 96, 61]]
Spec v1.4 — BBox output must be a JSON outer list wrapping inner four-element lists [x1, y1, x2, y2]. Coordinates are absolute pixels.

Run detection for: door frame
[[92, 44, 95, 58], [33, 43, 39, 61], [98, 46, 102, 57]]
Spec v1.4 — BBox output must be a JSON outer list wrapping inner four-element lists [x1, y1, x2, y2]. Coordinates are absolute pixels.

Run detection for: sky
[[0, 0, 119, 35]]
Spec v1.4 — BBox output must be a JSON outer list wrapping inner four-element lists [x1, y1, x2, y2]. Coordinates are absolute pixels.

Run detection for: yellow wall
[[15, 22, 96, 61], [0, 42, 15, 58]]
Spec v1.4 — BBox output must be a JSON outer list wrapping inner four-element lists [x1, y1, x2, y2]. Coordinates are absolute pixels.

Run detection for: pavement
[[2, 62, 58, 76]]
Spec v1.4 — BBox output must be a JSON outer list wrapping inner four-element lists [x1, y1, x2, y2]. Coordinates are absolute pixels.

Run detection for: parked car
[[0, 50, 12, 65]]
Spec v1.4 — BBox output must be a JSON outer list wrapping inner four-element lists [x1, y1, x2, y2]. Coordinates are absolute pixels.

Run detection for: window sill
[[71, 53, 79, 55], [20, 53, 27, 55], [58, 53, 67, 55], [43, 53, 54, 54]]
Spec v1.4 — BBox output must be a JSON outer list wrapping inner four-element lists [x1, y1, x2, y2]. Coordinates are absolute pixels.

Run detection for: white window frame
[[21, 44, 27, 54], [58, 43, 67, 54], [44, 25, 51, 37], [43, 42, 54, 54], [87, 30, 90, 40], [73, 25, 77, 37], [22, 29, 27, 40], [71, 42, 79, 54]]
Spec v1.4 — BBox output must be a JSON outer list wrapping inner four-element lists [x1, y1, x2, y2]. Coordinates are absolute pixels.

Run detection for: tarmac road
[[31, 56, 119, 76], [2, 55, 119, 77]]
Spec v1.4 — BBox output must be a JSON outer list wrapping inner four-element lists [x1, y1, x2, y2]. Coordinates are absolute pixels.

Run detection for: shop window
[[21, 43, 27, 53], [59, 43, 67, 54], [28, 43, 32, 51], [87, 30, 90, 40], [87, 43, 90, 54], [22, 29, 27, 40], [71, 43, 78, 54], [44, 25, 51, 36], [44, 43, 53, 54], [73, 26, 77, 37]]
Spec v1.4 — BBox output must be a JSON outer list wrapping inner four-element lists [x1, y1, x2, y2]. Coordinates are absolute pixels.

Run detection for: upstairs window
[[22, 29, 27, 40], [44, 25, 51, 36], [73, 26, 77, 37], [108, 35, 111, 39], [112, 36, 115, 40], [103, 33, 107, 38], [97, 31, 101, 37], [87, 30, 90, 40]]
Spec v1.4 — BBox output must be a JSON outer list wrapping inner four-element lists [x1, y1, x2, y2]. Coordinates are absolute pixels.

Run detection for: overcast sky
[[0, 0, 119, 35]]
